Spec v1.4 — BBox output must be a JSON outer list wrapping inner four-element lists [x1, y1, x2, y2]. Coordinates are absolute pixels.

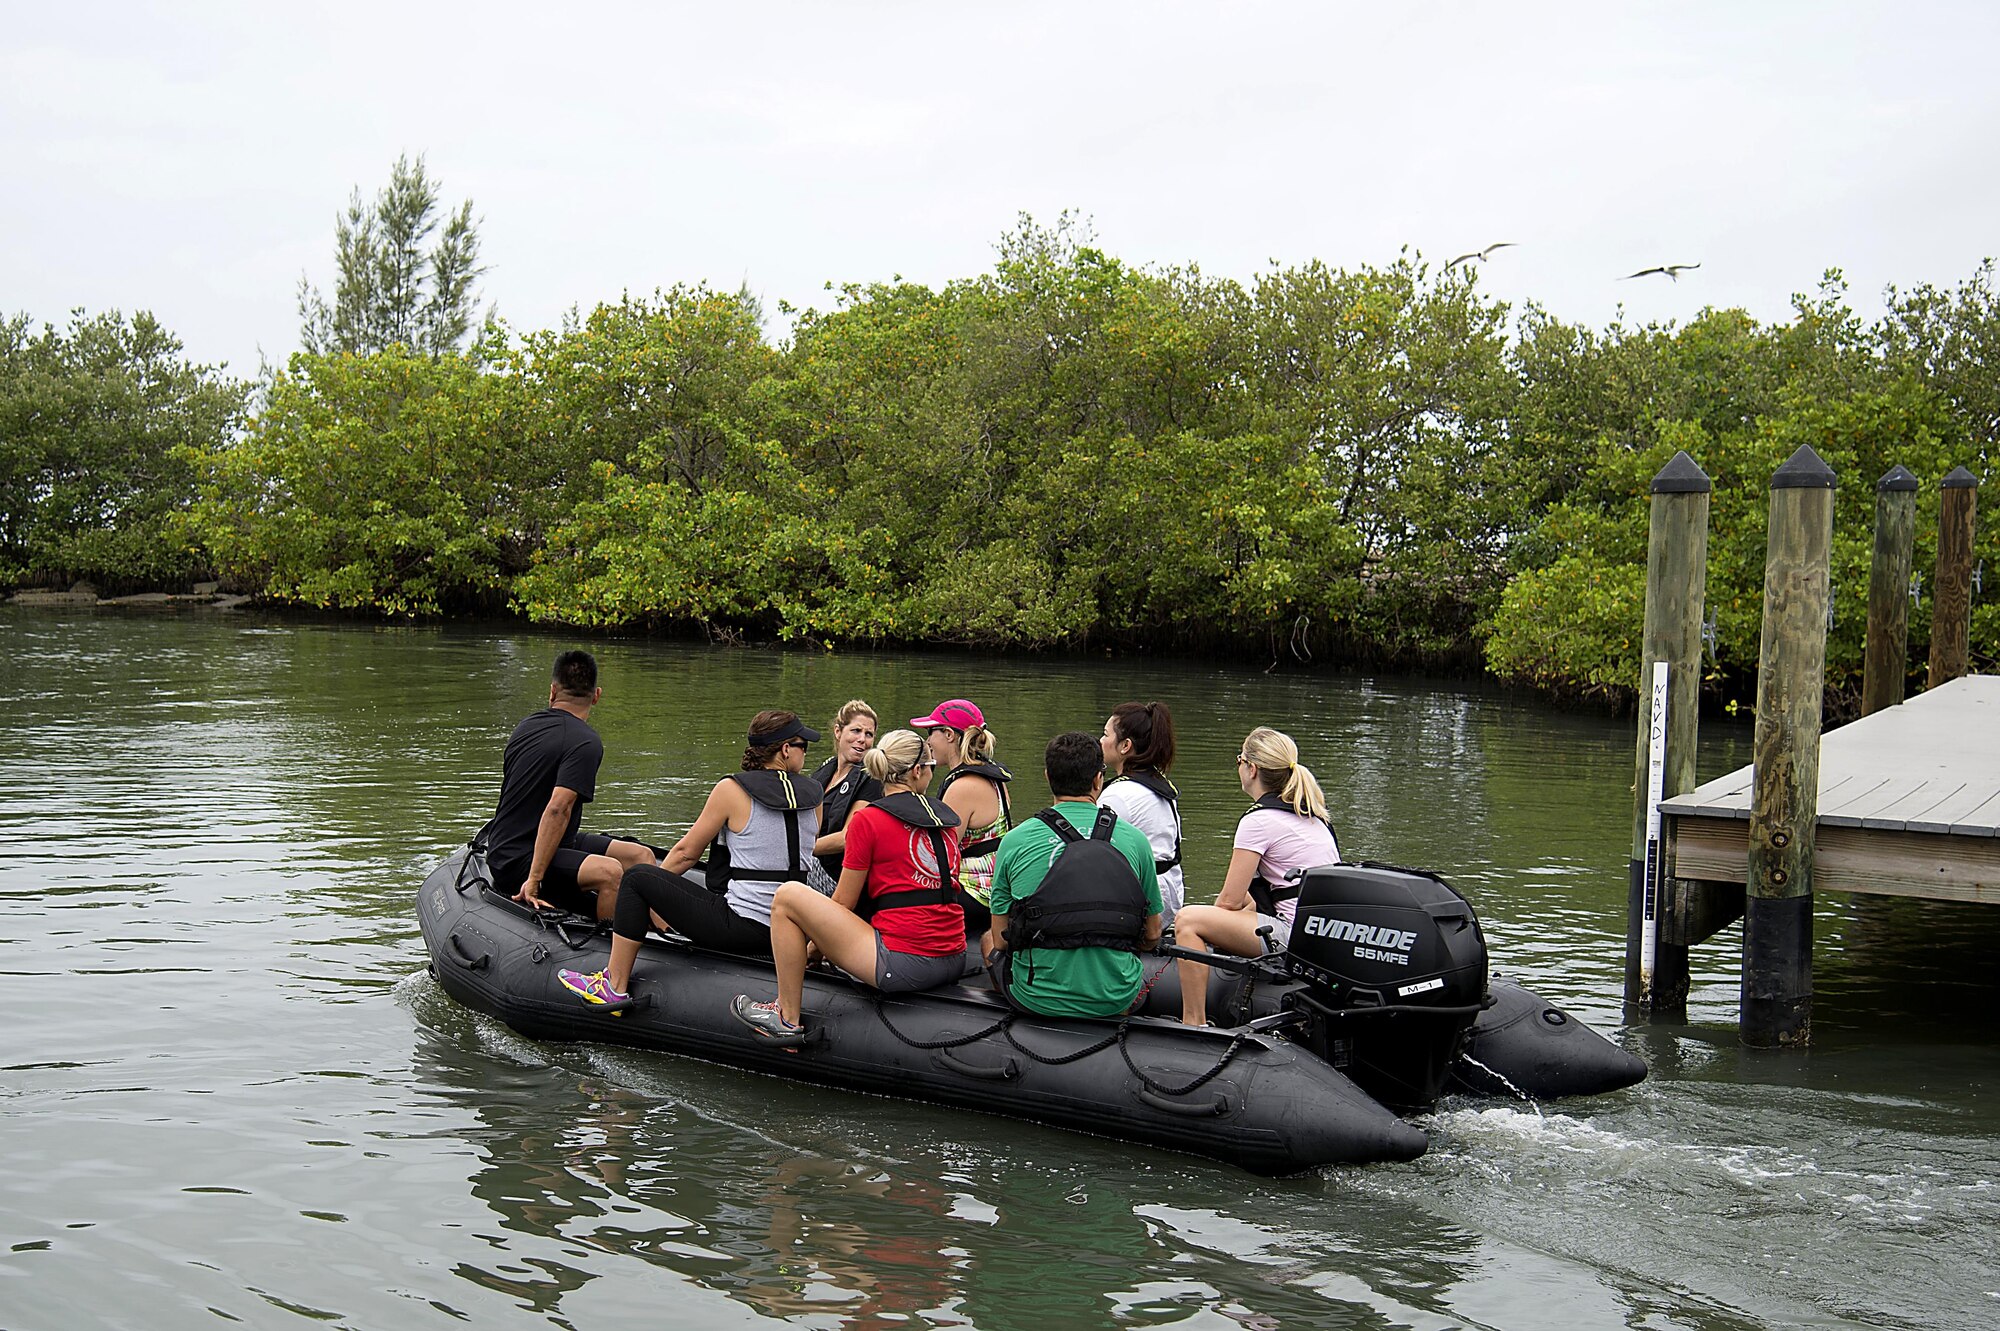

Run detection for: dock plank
[[1661, 676, 2000, 905], [1822, 775, 1931, 829], [1948, 789, 2000, 839], [1860, 781, 1967, 831], [1906, 783, 2000, 835], [1815, 774, 1893, 826], [1660, 676, 2000, 837]]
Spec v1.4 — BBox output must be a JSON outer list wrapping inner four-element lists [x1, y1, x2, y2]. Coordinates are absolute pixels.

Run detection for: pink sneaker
[[559, 969, 628, 1006]]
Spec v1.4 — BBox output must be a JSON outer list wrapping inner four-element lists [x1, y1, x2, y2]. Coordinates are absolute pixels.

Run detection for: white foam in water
[[1428, 1105, 1653, 1161], [396, 970, 558, 1069]]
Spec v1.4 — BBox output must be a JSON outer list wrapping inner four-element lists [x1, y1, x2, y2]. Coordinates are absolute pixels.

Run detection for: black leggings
[[615, 864, 772, 956]]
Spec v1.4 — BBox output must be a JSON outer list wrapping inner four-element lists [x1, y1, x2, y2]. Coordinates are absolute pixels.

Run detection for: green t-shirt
[[990, 800, 1163, 1018]]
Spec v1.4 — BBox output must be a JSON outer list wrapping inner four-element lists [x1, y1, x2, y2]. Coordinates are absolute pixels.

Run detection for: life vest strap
[[864, 882, 959, 912]]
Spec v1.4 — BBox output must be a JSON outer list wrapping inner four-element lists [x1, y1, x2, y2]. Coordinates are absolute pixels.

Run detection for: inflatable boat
[[417, 849, 1644, 1174]]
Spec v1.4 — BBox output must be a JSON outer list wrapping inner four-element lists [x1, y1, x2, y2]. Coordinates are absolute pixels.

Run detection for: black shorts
[[490, 830, 616, 914]]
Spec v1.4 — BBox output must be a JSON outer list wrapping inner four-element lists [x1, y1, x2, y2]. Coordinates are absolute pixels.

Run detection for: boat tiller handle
[[446, 933, 491, 972], [937, 1049, 1020, 1081], [1136, 1087, 1231, 1118]]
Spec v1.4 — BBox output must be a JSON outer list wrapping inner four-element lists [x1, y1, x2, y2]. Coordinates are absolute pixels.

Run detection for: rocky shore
[[8, 581, 253, 611]]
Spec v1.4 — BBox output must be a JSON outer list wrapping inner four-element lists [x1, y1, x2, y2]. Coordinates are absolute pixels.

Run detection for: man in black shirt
[[484, 650, 653, 918]]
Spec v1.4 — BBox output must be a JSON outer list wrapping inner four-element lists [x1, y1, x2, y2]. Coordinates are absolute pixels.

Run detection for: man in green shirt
[[986, 731, 1164, 1018]]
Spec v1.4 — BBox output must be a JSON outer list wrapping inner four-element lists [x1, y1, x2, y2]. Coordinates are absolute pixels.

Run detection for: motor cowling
[[1282, 863, 1490, 1112]]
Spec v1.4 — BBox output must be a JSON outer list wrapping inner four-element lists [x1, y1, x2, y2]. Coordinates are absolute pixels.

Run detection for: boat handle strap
[[446, 933, 491, 972], [937, 1049, 1021, 1081], [1136, 1087, 1230, 1117]]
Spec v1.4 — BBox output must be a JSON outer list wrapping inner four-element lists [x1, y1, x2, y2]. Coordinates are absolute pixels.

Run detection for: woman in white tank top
[[1097, 701, 1184, 925]]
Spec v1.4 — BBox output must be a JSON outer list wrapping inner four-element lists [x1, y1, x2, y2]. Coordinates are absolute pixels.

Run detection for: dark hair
[[1108, 700, 1175, 773], [743, 709, 799, 770], [1044, 731, 1105, 798], [552, 650, 598, 698]]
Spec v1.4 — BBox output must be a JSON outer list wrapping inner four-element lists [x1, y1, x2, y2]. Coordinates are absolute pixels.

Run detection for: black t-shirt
[[486, 708, 603, 869]]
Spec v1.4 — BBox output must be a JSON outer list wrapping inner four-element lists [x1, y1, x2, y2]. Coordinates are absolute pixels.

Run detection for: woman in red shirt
[[732, 729, 967, 1043]]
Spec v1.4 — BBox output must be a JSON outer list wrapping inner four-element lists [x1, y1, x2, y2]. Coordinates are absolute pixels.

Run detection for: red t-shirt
[[842, 804, 965, 957]]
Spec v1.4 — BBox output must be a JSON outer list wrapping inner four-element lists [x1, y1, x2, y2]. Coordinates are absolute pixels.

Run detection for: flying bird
[[1621, 263, 1702, 281], [1443, 242, 1516, 272]]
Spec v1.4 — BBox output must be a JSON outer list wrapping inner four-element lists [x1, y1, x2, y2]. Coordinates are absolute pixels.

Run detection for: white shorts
[[1256, 913, 1292, 952]]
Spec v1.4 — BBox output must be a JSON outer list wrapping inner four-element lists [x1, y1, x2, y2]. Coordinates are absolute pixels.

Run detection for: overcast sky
[[6, 2, 1997, 375]]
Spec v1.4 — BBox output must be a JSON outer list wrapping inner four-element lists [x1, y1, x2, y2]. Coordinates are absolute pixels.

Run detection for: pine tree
[[297, 155, 488, 357]]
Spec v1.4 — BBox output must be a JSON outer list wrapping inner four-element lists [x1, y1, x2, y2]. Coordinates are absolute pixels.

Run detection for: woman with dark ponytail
[[1098, 701, 1184, 924], [556, 709, 824, 1007]]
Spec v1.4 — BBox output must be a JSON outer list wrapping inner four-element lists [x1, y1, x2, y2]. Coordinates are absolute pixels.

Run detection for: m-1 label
[[1397, 978, 1444, 997]]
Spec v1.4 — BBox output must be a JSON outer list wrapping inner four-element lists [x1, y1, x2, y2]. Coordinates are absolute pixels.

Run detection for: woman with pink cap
[[910, 698, 1012, 932]]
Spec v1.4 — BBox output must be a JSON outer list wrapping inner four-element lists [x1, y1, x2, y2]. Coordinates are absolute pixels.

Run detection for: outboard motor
[[1281, 863, 1489, 1112]]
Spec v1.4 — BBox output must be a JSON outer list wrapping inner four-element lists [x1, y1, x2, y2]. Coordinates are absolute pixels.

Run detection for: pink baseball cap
[[910, 698, 984, 731]]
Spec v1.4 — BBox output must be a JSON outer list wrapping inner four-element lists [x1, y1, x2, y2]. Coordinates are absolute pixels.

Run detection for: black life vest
[[705, 769, 825, 893], [934, 760, 1013, 857], [1107, 768, 1182, 875], [811, 758, 884, 838], [1004, 804, 1150, 955], [1243, 792, 1340, 916], [852, 792, 963, 921], [811, 758, 885, 877]]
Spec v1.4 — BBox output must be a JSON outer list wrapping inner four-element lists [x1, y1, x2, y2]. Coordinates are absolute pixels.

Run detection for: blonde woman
[[1174, 726, 1340, 1026], [732, 729, 966, 1043], [810, 700, 882, 879], [912, 698, 1011, 932]]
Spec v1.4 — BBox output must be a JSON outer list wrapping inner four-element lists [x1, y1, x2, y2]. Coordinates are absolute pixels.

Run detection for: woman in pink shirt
[[1174, 726, 1339, 1026]]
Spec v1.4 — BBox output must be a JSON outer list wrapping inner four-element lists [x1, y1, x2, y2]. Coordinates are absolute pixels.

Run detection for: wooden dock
[[1663, 674, 2000, 906]]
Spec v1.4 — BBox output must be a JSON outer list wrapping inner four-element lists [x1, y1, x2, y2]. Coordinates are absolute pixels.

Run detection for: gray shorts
[[875, 937, 969, 993], [1257, 913, 1292, 952]]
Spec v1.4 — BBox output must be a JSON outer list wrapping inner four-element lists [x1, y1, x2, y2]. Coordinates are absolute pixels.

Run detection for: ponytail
[[1108, 700, 1176, 773], [960, 723, 997, 765], [1280, 763, 1329, 823], [1241, 725, 1328, 821], [863, 729, 927, 787]]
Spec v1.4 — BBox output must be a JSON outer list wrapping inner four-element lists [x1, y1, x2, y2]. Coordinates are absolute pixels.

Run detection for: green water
[[4, 610, 1998, 1330]]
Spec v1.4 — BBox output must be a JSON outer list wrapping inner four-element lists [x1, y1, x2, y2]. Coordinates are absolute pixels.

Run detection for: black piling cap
[[1771, 444, 1836, 490], [1942, 465, 1980, 489], [1877, 464, 1919, 492], [1651, 450, 1712, 494]]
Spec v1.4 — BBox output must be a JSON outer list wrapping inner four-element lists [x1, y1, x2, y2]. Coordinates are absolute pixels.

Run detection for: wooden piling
[[1742, 444, 1835, 1048], [1627, 451, 1710, 1012], [1862, 465, 1919, 716], [1928, 466, 1979, 688]]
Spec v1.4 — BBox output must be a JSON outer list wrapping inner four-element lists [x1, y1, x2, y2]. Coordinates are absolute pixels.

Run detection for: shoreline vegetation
[[4, 217, 1994, 712]]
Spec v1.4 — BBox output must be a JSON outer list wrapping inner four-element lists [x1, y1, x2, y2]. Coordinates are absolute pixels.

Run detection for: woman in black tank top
[[810, 700, 882, 878]]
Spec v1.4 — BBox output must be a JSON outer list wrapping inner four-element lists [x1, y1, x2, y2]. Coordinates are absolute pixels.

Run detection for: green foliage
[[1484, 277, 1981, 704], [298, 155, 488, 358], [0, 309, 245, 588], [194, 342, 542, 616], [32, 221, 1996, 708]]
